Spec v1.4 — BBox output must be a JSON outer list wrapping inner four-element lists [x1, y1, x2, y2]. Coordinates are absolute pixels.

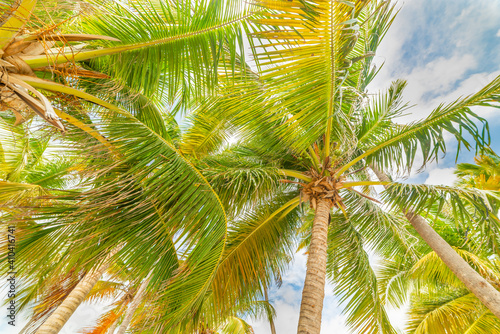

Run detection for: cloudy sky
[[3, 1, 500, 333]]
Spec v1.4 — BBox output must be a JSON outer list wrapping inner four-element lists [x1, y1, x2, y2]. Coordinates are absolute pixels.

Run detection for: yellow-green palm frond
[[0, 180, 47, 207], [27, 0, 260, 99], [408, 248, 500, 289], [219, 316, 255, 334], [199, 145, 288, 217], [328, 212, 397, 334], [342, 74, 500, 175], [249, 0, 397, 153], [456, 154, 500, 191], [85, 280, 125, 304], [463, 310, 500, 334], [210, 194, 301, 319], [407, 289, 484, 334]]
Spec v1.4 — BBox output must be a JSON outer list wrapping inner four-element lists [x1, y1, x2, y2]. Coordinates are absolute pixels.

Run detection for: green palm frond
[[340, 74, 500, 174], [181, 113, 235, 159], [382, 182, 497, 224], [377, 257, 414, 309], [24, 157, 78, 189], [0, 180, 47, 207], [406, 289, 483, 334], [456, 154, 500, 191], [211, 193, 301, 318], [342, 190, 420, 260], [248, 0, 397, 153], [24, 0, 258, 99], [328, 214, 397, 334], [463, 310, 500, 334], [356, 79, 410, 145], [85, 280, 125, 304], [219, 316, 255, 334], [408, 248, 500, 288], [9, 111, 227, 330], [199, 147, 288, 216]]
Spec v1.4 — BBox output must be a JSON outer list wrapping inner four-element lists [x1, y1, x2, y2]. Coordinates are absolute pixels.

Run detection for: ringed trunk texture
[[35, 247, 121, 334], [115, 273, 152, 334], [297, 199, 330, 334], [371, 165, 500, 319]]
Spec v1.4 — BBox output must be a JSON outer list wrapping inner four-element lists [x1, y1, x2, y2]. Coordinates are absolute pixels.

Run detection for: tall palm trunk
[[371, 165, 500, 319], [115, 273, 152, 334], [297, 199, 330, 334], [35, 247, 121, 334], [264, 289, 277, 334]]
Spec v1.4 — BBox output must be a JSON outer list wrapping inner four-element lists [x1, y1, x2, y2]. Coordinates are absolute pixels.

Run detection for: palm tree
[[114, 272, 152, 334], [380, 240, 500, 333], [179, 1, 500, 331], [378, 157, 500, 333], [456, 154, 500, 191], [1, 1, 291, 332], [0, 0, 269, 132]]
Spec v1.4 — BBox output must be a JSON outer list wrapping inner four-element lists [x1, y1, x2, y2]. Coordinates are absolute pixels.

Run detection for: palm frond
[[406, 289, 483, 334], [328, 214, 397, 334], [211, 194, 301, 319], [24, 0, 258, 100], [340, 74, 500, 174], [219, 316, 255, 334], [463, 310, 500, 334]]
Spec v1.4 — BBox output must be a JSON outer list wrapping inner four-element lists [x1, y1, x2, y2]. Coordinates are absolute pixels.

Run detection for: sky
[[3, 0, 500, 333]]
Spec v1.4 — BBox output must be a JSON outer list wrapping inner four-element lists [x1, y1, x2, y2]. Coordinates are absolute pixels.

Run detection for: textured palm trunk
[[269, 315, 277, 334], [371, 165, 500, 319], [264, 289, 277, 334], [115, 273, 152, 334], [297, 199, 330, 334], [35, 247, 120, 334]]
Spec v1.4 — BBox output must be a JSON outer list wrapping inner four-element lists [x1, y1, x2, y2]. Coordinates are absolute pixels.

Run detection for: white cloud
[[396, 54, 477, 121], [247, 251, 347, 334], [424, 167, 458, 186], [497, 29, 500, 37]]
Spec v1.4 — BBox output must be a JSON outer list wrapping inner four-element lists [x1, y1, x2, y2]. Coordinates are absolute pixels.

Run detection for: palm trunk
[[371, 165, 500, 319], [297, 199, 330, 334], [115, 273, 152, 334], [106, 314, 121, 334], [264, 289, 277, 334], [35, 247, 121, 334]]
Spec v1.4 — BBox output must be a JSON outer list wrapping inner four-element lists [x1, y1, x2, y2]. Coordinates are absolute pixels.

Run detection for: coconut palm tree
[[0, 1, 293, 332], [377, 157, 500, 333], [380, 238, 500, 334], [0, 0, 271, 131], [178, 0, 500, 330]]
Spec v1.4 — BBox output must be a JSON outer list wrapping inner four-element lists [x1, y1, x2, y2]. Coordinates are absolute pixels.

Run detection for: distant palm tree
[[378, 155, 500, 333], [456, 154, 500, 191]]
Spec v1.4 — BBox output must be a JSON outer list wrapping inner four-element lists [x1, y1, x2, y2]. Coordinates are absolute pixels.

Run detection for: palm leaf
[[328, 213, 397, 334]]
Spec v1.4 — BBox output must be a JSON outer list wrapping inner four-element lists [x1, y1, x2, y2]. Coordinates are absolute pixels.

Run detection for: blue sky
[[3, 1, 500, 333]]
